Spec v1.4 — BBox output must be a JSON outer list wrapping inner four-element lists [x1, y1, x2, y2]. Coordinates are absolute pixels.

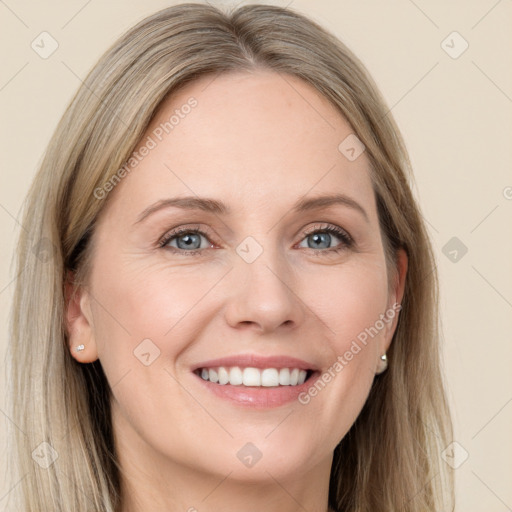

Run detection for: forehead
[[103, 69, 375, 221]]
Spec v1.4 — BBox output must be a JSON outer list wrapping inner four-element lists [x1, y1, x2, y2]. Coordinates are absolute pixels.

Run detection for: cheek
[[91, 257, 220, 343], [87, 257, 228, 398], [309, 256, 390, 353], [294, 258, 389, 440]]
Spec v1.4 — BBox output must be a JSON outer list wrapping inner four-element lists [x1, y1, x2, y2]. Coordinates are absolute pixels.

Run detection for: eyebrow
[[134, 193, 369, 224]]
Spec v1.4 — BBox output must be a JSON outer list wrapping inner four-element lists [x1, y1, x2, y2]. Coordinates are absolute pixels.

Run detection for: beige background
[[1, 1, 511, 510]]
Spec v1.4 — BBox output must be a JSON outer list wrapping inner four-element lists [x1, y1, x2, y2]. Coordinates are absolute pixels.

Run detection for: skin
[[66, 69, 407, 512]]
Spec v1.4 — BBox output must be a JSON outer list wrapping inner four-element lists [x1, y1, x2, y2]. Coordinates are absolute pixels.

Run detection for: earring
[[376, 353, 388, 374], [75, 344, 85, 352]]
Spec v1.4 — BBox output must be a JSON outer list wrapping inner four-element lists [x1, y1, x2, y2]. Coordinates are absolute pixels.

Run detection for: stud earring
[[75, 344, 85, 352], [376, 353, 388, 374]]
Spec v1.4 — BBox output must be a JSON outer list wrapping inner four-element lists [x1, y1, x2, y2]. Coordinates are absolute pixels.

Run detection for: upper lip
[[192, 354, 318, 372]]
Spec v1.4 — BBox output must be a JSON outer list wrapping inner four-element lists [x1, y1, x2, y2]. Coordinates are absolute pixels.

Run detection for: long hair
[[7, 3, 454, 511]]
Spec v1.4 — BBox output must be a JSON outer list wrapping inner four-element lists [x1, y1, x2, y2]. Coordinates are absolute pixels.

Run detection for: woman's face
[[68, 69, 406, 489]]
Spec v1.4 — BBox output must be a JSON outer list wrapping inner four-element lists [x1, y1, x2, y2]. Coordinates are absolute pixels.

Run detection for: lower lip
[[193, 371, 320, 408]]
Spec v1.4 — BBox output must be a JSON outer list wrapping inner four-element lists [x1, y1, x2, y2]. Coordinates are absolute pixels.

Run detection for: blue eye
[[159, 223, 353, 256], [159, 227, 211, 254], [297, 224, 353, 253], [171, 232, 202, 250]]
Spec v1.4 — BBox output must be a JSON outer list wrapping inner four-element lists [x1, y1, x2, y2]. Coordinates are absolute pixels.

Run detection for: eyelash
[[157, 223, 354, 257]]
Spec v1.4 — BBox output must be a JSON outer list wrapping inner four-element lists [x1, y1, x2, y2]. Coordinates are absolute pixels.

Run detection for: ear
[[381, 248, 408, 354], [65, 270, 99, 363]]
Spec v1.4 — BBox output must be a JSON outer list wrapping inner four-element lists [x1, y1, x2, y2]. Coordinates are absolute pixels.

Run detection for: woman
[[7, 3, 454, 511]]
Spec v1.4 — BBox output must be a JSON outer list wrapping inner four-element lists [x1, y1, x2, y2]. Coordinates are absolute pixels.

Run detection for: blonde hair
[[7, 3, 454, 511]]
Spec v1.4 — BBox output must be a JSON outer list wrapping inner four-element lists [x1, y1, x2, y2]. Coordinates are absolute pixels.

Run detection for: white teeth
[[278, 368, 290, 385], [198, 366, 310, 387], [229, 367, 243, 385], [243, 367, 261, 386], [261, 368, 279, 387], [218, 367, 229, 385]]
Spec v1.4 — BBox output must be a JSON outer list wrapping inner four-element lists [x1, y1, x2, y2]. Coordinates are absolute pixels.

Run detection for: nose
[[223, 246, 305, 334]]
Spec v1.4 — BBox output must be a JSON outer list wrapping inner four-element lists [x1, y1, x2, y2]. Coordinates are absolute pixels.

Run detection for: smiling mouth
[[193, 366, 315, 387]]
